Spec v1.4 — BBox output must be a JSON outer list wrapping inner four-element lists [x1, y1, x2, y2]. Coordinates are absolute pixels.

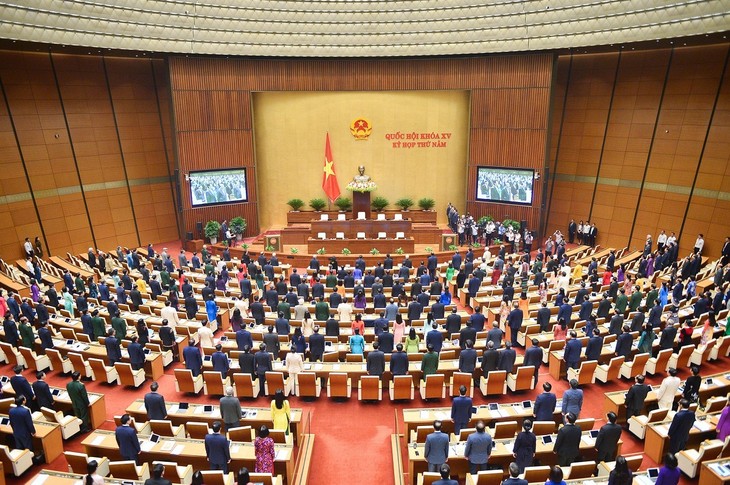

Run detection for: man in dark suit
[[523, 338, 543, 386], [183, 339, 203, 377], [506, 302, 523, 347], [145, 462, 173, 485], [309, 326, 325, 362], [450, 385, 473, 434], [615, 326, 634, 361], [37, 321, 54, 353], [445, 309, 461, 337], [105, 329, 122, 366], [465, 420, 493, 474], [3, 315, 19, 347], [553, 412, 582, 466], [263, 326, 280, 357], [144, 382, 167, 420], [250, 298, 265, 325], [460, 324, 477, 351], [254, 343, 272, 396], [205, 421, 231, 473], [469, 307, 486, 332], [668, 399, 696, 453], [211, 344, 230, 379], [128, 335, 146, 371], [595, 412, 622, 462], [536, 302, 551, 333], [533, 382, 557, 421], [425, 420, 449, 472], [498, 341, 516, 373], [115, 414, 141, 463], [9, 396, 35, 451], [459, 340, 478, 385], [625, 374, 651, 419], [378, 327, 394, 354], [426, 323, 444, 353], [390, 344, 409, 376], [433, 464, 459, 485], [235, 324, 253, 351], [32, 371, 54, 410], [585, 328, 603, 361], [481, 341, 499, 375], [564, 331, 582, 370], [238, 345, 256, 380], [366, 342, 385, 377], [659, 322, 678, 351], [10, 365, 35, 410]]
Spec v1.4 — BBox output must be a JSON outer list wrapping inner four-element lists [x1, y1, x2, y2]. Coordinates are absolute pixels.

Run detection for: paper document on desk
[[231, 445, 241, 454], [171, 445, 184, 455], [694, 420, 713, 432], [420, 411, 430, 419], [140, 441, 155, 452], [503, 441, 514, 453], [91, 435, 105, 446], [333, 364, 340, 370], [314, 364, 323, 371], [435, 412, 449, 421], [581, 435, 595, 446], [138, 402, 147, 412], [194, 406, 205, 414], [161, 441, 175, 451], [29, 474, 48, 485], [168, 405, 179, 414], [275, 449, 288, 460]]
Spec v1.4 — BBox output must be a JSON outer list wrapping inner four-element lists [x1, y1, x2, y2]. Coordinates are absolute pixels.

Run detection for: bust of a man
[[353, 165, 370, 183], [346, 165, 377, 192]]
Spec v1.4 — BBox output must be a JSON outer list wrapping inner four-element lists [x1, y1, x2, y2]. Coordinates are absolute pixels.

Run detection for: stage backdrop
[[253, 91, 469, 229]]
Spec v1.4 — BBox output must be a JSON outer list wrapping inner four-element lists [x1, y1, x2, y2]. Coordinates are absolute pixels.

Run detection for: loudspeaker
[[195, 221, 203, 238], [265, 235, 281, 251], [441, 234, 457, 251], [185, 232, 193, 241]]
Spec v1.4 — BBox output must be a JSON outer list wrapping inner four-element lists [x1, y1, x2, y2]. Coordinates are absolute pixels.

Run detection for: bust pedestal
[[352, 191, 371, 219]]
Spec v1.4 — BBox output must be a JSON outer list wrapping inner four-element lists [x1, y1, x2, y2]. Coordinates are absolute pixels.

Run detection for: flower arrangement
[[290, 248, 299, 254], [395, 247, 405, 254], [316, 247, 326, 255], [345, 180, 378, 192], [342, 248, 351, 255], [369, 248, 380, 255], [265, 245, 276, 251], [449, 245, 459, 251], [424, 246, 434, 253], [472, 242, 482, 248]]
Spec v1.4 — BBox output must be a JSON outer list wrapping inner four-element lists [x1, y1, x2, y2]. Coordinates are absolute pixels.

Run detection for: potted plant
[[290, 247, 299, 254], [371, 196, 389, 211], [309, 198, 326, 211], [341, 248, 351, 255], [230, 217, 247, 241], [369, 248, 380, 255], [334, 197, 352, 212], [477, 215, 493, 225], [418, 197, 435, 211], [204, 221, 221, 244], [395, 247, 404, 255], [395, 198, 414, 211], [287, 198, 305, 211], [424, 246, 434, 253], [502, 218, 521, 232], [449, 244, 459, 251], [265, 244, 276, 251], [316, 247, 326, 255]]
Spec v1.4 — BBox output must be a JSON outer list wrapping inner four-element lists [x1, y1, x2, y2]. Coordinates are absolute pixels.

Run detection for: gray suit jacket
[[366, 350, 386, 376], [425, 431, 449, 465], [219, 395, 242, 426], [464, 431, 493, 464]]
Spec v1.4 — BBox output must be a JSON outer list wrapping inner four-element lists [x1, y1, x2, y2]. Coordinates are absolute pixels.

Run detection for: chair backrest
[[575, 418, 595, 431], [415, 426, 431, 443], [60, 328, 77, 340], [18, 347, 36, 368], [625, 454, 644, 472], [513, 365, 534, 390], [547, 340, 565, 351], [150, 420, 175, 436], [336, 232, 345, 239], [337, 214, 346, 221], [89, 358, 109, 376], [705, 396, 728, 414], [568, 461, 596, 479], [200, 470, 229, 485], [323, 351, 339, 362], [493, 421, 519, 439], [115, 362, 136, 385], [577, 360, 598, 385], [523, 466, 552, 483], [328, 373, 350, 397], [228, 425, 253, 442], [109, 460, 141, 479], [484, 370, 507, 395], [203, 371, 226, 395], [532, 421, 556, 435], [41, 406, 60, 423], [64, 451, 93, 474], [298, 372, 319, 396], [676, 344, 695, 367], [654, 348, 672, 369], [68, 352, 92, 378], [232, 373, 256, 397], [603, 334, 617, 345], [264, 372, 286, 395], [391, 375, 412, 400], [420, 472, 441, 485], [185, 421, 210, 439], [175, 368, 196, 390], [0, 398, 13, 415], [153, 461, 188, 482], [647, 408, 669, 423], [458, 428, 477, 441], [473, 469, 504, 485], [46, 348, 65, 368], [360, 376, 380, 400], [450, 372, 472, 396], [629, 353, 650, 375], [248, 474, 275, 485], [701, 441, 724, 461], [424, 374, 445, 398], [345, 353, 363, 362], [606, 356, 624, 380], [356, 232, 366, 239], [318, 232, 327, 240]]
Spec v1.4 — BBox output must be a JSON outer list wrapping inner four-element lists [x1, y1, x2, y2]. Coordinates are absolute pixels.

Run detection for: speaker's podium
[[352, 191, 371, 220]]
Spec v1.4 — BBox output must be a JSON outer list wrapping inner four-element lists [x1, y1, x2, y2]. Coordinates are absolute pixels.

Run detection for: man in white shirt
[[657, 230, 667, 250], [23, 238, 33, 257], [694, 234, 705, 255], [667, 232, 677, 246], [656, 367, 681, 410], [337, 298, 353, 323], [160, 301, 181, 329], [197, 320, 215, 348], [557, 272, 571, 292]]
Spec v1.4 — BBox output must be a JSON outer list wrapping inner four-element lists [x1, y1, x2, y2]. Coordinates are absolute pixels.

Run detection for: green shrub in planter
[[230, 217, 246, 236], [309, 198, 327, 211], [395, 198, 414, 210], [334, 197, 352, 211], [449, 245, 459, 251], [287, 198, 305, 211], [371, 196, 389, 211], [204, 221, 221, 241], [418, 197, 435, 210]]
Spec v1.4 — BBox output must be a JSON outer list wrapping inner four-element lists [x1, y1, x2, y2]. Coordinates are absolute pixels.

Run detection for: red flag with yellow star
[[322, 132, 341, 202]]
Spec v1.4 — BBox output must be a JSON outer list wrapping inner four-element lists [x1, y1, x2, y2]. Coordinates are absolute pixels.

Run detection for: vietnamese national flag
[[322, 132, 341, 202]]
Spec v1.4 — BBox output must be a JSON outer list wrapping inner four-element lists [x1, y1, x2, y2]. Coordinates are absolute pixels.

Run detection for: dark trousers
[[257, 373, 267, 395], [210, 462, 228, 474], [14, 435, 33, 452], [121, 453, 139, 464], [469, 462, 488, 474], [131, 362, 144, 371], [428, 463, 444, 473]]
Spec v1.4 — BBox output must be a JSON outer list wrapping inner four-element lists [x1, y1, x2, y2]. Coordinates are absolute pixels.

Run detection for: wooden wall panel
[[0, 50, 177, 259], [170, 53, 554, 237]]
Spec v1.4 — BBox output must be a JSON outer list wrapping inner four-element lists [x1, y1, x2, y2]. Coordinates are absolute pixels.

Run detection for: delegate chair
[[523, 466, 552, 483], [297, 372, 321, 398], [419, 472, 441, 485], [480, 370, 507, 397], [46, 348, 74, 374], [395, 232, 405, 239], [89, 358, 118, 384], [345, 353, 364, 363], [199, 470, 235, 485], [186, 422, 211, 439], [335, 232, 345, 240], [153, 461, 194, 485], [542, 340, 565, 364], [64, 451, 110, 477], [264, 371, 291, 396], [645, 348, 672, 375], [677, 440, 723, 478], [228, 426, 253, 443], [704, 396, 728, 414], [394, 213, 403, 221], [320, 214, 328, 221], [113, 415, 150, 435], [575, 418, 595, 432], [146, 343, 173, 367], [327, 373, 352, 399], [41, 406, 82, 439], [493, 421, 519, 439], [150, 419, 186, 438], [0, 342, 25, 368], [419, 374, 446, 400], [449, 372, 474, 398], [322, 352, 339, 362], [0, 399, 13, 415], [565, 461, 596, 479], [378, 232, 387, 239], [232, 373, 259, 399], [318, 232, 327, 240], [690, 339, 715, 367], [594, 356, 624, 384], [18, 346, 51, 372], [628, 408, 669, 439], [567, 360, 598, 385], [337, 214, 346, 221], [619, 352, 650, 380], [175, 368, 204, 394], [114, 362, 146, 388], [458, 428, 477, 441], [389, 375, 414, 401], [667, 345, 694, 370], [532, 421, 556, 435], [68, 352, 93, 379], [414, 426, 432, 443], [203, 371, 230, 396], [597, 455, 644, 476], [377, 213, 386, 221], [356, 232, 366, 239], [357, 212, 366, 220], [109, 461, 151, 481], [710, 336, 730, 361], [358, 376, 383, 401], [506, 365, 535, 392], [465, 470, 503, 485], [0, 444, 33, 476]]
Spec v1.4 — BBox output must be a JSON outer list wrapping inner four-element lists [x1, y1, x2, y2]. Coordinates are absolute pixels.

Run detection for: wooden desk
[[82, 430, 295, 482], [307, 237, 415, 255], [125, 399, 303, 445], [2, 383, 106, 430], [24, 470, 143, 484], [310, 219, 412, 238], [0, 415, 63, 464], [49, 256, 95, 280], [644, 414, 719, 464], [0, 273, 28, 298], [700, 457, 730, 485]]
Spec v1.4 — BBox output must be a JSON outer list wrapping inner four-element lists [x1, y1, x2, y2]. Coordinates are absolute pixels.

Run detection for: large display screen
[[476, 166, 534, 205], [189, 168, 248, 207]]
